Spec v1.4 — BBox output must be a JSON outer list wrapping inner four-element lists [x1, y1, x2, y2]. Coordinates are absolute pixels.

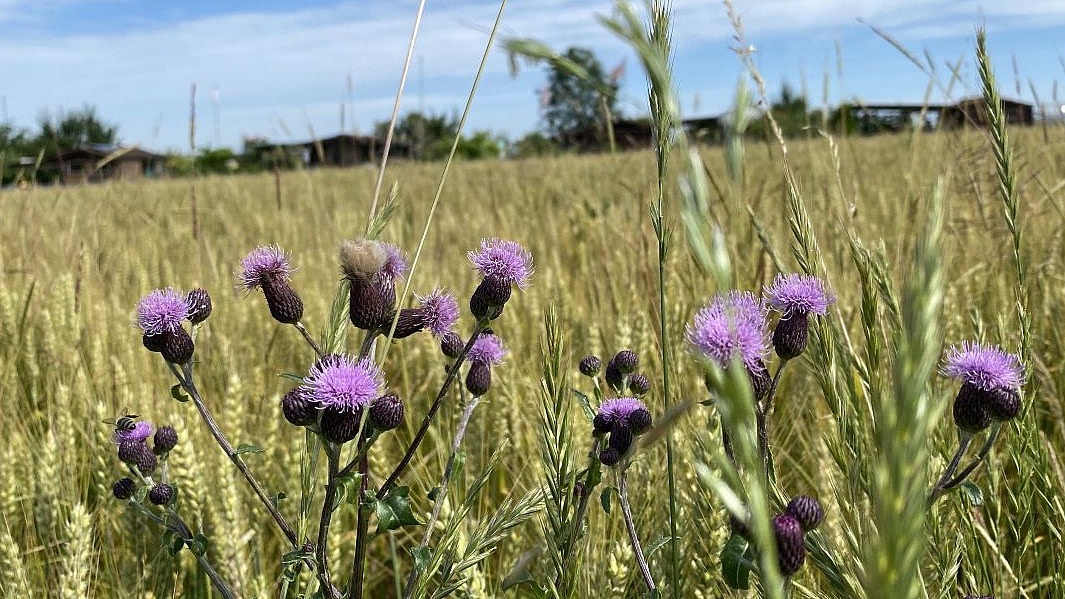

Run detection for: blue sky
[[3, 0, 1065, 152]]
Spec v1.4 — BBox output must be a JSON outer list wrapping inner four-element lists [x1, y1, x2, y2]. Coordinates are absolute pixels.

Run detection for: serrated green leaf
[[572, 389, 595, 422], [600, 487, 614, 514], [188, 533, 208, 557], [427, 486, 441, 502], [375, 485, 422, 533], [720, 533, 752, 590], [960, 481, 984, 506], [410, 545, 431, 572], [170, 384, 189, 403], [644, 535, 677, 559], [169, 535, 185, 556], [234, 443, 265, 456]]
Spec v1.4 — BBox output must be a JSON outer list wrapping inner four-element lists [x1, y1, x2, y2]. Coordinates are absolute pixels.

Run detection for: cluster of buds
[[581, 350, 652, 398], [584, 350, 654, 466], [110, 417, 179, 507], [462, 330, 507, 397], [941, 341, 1024, 434], [732, 495, 824, 576], [137, 287, 212, 364]]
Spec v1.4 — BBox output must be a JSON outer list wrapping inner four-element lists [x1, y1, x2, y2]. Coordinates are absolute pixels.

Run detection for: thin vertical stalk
[[618, 468, 656, 593], [349, 454, 371, 598], [315, 446, 342, 599], [131, 503, 234, 599]]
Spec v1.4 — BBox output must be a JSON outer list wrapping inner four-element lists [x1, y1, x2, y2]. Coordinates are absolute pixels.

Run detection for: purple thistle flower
[[597, 397, 647, 426], [113, 421, 152, 444], [941, 341, 1024, 392], [765, 273, 835, 316], [301, 354, 384, 413], [380, 242, 409, 282], [416, 289, 459, 337], [467, 332, 507, 366], [467, 238, 534, 290], [685, 291, 770, 372], [238, 245, 294, 290], [136, 289, 189, 335]]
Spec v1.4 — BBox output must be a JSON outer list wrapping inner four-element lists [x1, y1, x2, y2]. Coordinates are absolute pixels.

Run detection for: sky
[[2, 0, 1065, 152]]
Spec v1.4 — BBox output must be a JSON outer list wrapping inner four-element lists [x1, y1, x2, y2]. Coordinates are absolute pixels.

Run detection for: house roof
[[58, 144, 164, 161]]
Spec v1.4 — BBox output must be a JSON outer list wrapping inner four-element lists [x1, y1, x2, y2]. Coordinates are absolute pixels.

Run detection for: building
[[561, 115, 725, 152], [854, 98, 1034, 131], [51, 144, 166, 184], [253, 134, 411, 168], [940, 97, 1034, 128]]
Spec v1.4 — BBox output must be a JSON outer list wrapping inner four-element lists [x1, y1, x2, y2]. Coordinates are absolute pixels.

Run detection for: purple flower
[[238, 245, 294, 290], [941, 341, 1023, 392], [686, 291, 770, 372], [113, 421, 152, 444], [467, 332, 507, 366], [765, 274, 835, 316], [380, 242, 409, 282], [416, 289, 459, 337], [467, 238, 534, 290], [137, 289, 189, 335], [597, 397, 647, 425], [301, 354, 383, 413]]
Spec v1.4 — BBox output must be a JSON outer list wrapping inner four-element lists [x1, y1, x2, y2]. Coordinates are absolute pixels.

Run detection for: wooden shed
[[52, 144, 166, 184]]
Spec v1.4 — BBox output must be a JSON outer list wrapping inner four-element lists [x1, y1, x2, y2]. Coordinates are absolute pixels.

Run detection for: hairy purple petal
[[380, 242, 409, 282], [941, 341, 1023, 391], [417, 288, 459, 337], [686, 290, 770, 372], [765, 273, 835, 316], [468, 332, 507, 366], [597, 397, 647, 424], [467, 238, 534, 290], [113, 421, 153, 444], [137, 288, 189, 335], [238, 245, 294, 290], [301, 354, 384, 413]]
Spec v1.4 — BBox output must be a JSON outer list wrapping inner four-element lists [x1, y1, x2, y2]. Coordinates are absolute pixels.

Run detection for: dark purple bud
[[282, 389, 317, 426], [785, 495, 824, 531], [953, 381, 992, 434], [161, 327, 195, 365], [136, 445, 158, 476], [440, 331, 463, 358], [746, 360, 771, 401], [626, 408, 652, 435], [142, 332, 165, 353], [592, 413, 611, 436], [320, 408, 362, 444], [369, 393, 404, 431], [349, 278, 395, 331], [112, 478, 136, 500], [153, 426, 178, 455], [987, 387, 1020, 421], [599, 447, 621, 466], [391, 308, 426, 339], [773, 514, 806, 576], [118, 440, 145, 465], [608, 427, 634, 455], [469, 275, 511, 321], [628, 374, 651, 397], [579, 355, 601, 377], [466, 361, 492, 397], [148, 483, 174, 506], [611, 350, 638, 375], [604, 361, 625, 393], [262, 278, 304, 324], [773, 311, 809, 360], [185, 288, 212, 324]]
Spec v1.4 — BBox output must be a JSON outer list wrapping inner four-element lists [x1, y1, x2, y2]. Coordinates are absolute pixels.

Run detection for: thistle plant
[[113, 235, 532, 599]]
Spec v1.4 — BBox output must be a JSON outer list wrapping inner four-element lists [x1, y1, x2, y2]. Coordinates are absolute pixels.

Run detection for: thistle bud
[[112, 478, 136, 500], [579, 355, 601, 377], [599, 447, 621, 466], [604, 361, 625, 393], [185, 288, 212, 324], [785, 495, 824, 531], [953, 381, 992, 434], [628, 374, 651, 397], [773, 514, 806, 576], [319, 408, 361, 444], [626, 408, 652, 435], [440, 331, 463, 358], [608, 427, 634, 456], [349, 278, 395, 330], [747, 361, 771, 401], [153, 426, 178, 455], [142, 333, 165, 353], [466, 362, 492, 397], [987, 387, 1021, 421], [391, 308, 425, 339], [161, 327, 195, 365], [136, 446, 158, 476], [148, 483, 174, 506], [469, 275, 511, 321], [262, 278, 304, 324], [612, 350, 638, 374], [772, 311, 809, 360], [369, 393, 404, 432], [282, 389, 317, 426]]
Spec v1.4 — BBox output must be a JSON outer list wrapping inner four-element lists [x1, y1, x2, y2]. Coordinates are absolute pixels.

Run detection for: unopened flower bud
[[626, 408, 652, 435], [282, 389, 317, 426], [987, 386, 1021, 421], [369, 393, 404, 431], [785, 495, 824, 531], [440, 331, 463, 358], [628, 374, 651, 397], [773, 514, 806, 576], [112, 478, 136, 500], [186, 288, 212, 324], [153, 426, 178, 455], [148, 483, 174, 506], [466, 362, 492, 397], [161, 327, 195, 364], [579, 355, 601, 377]]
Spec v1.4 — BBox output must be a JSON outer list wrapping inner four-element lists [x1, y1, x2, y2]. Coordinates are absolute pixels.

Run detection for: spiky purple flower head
[[416, 289, 459, 337], [301, 354, 384, 413], [467, 238, 534, 290], [136, 289, 188, 335], [380, 242, 409, 282], [238, 245, 294, 290], [597, 397, 648, 427], [468, 331, 507, 366], [941, 341, 1023, 392], [685, 291, 770, 372], [113, 420, 152, 444], [766, 273, 835, 316]]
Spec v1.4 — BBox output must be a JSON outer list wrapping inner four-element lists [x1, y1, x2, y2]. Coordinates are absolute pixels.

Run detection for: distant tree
[[375, 111, 459, 160], [511, 131, 558, 158], [455, 131, 504, 159], [36, 105, 118, 150], [542, 47, 618, 140], [751, 82, 810, 139], [1, 123, 31, 184], [194, 148, 240, 174]]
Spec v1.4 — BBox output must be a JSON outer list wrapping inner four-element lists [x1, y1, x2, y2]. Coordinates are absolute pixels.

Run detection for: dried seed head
[[772, 311, 809, 360], [282, 389, 317, 426], [319, 408, 362, 444], [339, 239, 388, 281], [440, 331, 463, 358], [785, 495, 824, 531], [369, 393, 404, 431], [579, 355, 601, 377], [465, 361, 492, 397], [153, 426, 178, 455], [112, 478, 136, 500], [953, 381, 992, 434], [262, 279, 304, 324], [148, 483, 174, 506], [628, 374, 651, 397], [773, 514, 806, 576], [185, 288, 212, 324]]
